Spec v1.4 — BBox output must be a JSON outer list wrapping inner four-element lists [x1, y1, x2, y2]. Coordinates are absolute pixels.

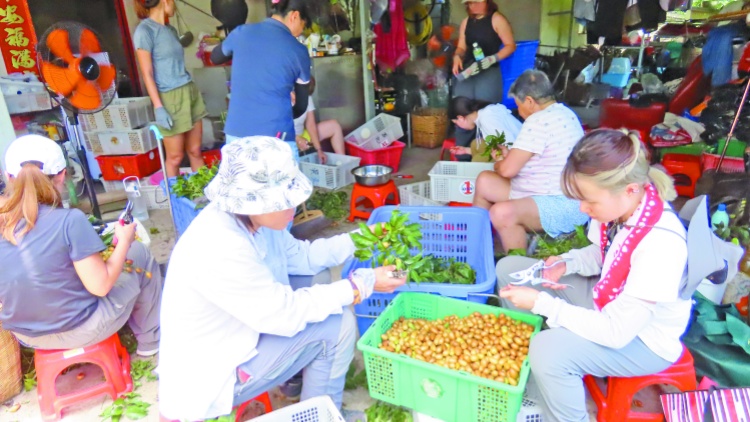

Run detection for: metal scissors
[[508, 258, 573, 288], [112, 201, 134, 247]]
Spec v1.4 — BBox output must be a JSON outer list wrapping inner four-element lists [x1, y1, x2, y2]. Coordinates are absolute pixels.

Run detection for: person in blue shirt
[[212, 0, 312, 156]]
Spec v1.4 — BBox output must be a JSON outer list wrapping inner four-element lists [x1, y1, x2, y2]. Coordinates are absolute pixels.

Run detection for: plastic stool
[[235, 392, 273, 421], [349, 181, 400, 221], [661, 153, 702, 198], [35, 334, 133, 421], [584, 346, 697, 422], [440, 138, 457, 161], [448, 201, 472, 207]]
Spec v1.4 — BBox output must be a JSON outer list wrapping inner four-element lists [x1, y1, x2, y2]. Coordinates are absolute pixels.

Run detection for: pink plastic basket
[[345, 140, 406, 172]]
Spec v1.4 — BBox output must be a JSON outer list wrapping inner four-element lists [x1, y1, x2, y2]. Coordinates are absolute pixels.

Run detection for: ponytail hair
[[0, 164, 62, 245], [562, 129, 677, 202], [450, 96, 492, 120], [271, 0, 312, 24], [135, 0, 159, 19]]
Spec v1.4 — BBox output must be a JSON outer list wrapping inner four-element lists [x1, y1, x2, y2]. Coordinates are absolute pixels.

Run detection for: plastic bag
[[641, 73, 664, 94]]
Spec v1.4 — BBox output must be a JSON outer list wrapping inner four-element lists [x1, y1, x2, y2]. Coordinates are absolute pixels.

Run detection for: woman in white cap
[[0, 135, 163, 355], [158, 136, 407, 421]]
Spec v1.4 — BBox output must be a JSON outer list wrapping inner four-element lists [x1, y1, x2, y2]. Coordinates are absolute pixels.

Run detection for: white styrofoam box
[[84, 126, 158, 156], [428, 161, 494, 203], [344, 113, 403, 151], [81, 97, 154, 132], [4, 91, 52, 114], [299, 152, 361, 189], [398, 181, 447, 206], [252, 396, 344, 421], [101, 174, 154, 193], [102, 218, 151, 249], [0, 78, 45, 95]]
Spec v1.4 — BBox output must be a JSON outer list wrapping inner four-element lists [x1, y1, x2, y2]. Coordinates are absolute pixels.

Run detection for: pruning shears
[[387, 270, 408, 279], [508, 258, 573, 288], [112, 201, 134, 247]]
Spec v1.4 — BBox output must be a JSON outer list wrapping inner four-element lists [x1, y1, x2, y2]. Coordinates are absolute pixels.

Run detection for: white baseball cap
[[4, 135, 67, 177]]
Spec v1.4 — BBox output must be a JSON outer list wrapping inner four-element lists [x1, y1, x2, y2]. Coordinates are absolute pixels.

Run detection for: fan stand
[[63, 107, 101, 219]]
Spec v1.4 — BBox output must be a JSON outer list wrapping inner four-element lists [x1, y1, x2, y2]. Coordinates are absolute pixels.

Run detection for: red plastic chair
[[349, 180, 400, 221], [584, 346, 697, 422], [34, 334, 133, 421], [600, 98, 667, 146], [440, 138, 457, 161], [668, 56, 711, 116]]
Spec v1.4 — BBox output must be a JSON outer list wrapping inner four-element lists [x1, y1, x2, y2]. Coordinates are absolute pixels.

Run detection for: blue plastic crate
[[500, 40, 540, 108], [342, 206, 496, 335], [601, 72, 630, 88], [161, 178, 204, 236]]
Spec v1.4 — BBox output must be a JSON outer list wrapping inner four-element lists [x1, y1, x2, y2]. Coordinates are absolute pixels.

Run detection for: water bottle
[[711, 203, 730, 231], [472, 43, 485, 61], [123, 176, 149, 222]]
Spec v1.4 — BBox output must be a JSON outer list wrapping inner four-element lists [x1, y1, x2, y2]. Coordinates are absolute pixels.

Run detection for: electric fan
[[37, 21, 118, 218]]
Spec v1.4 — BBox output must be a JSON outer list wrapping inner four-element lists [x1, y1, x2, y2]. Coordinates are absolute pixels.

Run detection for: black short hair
[[449, 96, 491, 120], [271, 0, 313, 25]]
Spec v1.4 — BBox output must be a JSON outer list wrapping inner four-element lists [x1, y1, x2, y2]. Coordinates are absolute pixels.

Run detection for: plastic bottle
[[711, 203, 730, 231], [123, 177, 149, 222], [472, 43, 485, 61]]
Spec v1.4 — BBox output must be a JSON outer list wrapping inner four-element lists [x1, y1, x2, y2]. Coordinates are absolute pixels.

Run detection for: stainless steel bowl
[[351, 164, 394, 186]]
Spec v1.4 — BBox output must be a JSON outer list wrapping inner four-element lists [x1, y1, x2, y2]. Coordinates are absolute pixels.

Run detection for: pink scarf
[[594, 184, 664, 310]]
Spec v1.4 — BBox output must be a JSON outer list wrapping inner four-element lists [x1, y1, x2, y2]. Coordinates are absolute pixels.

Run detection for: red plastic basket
[[96, 149, 162, 181], [345, 140, 406, 172], [201, 149, 221, 167], [701, 152, 745, 173]]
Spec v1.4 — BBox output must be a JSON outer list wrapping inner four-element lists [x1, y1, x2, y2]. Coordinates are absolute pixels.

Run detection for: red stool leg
[[235, 392, 273, 421]]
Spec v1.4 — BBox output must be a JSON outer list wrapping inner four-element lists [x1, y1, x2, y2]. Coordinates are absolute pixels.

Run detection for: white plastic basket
[[428, 161, 494, 203], [84, 125, 158, 156], [398, 181, 447, 206], [4, 91, 52, 114], [252, 396, 344, 422], [0, 78, 45, 95], [344, 113, 403, 151], [81, 97, 154, 131], [413, 397, 543, 422], [299, 153, 361, 189]]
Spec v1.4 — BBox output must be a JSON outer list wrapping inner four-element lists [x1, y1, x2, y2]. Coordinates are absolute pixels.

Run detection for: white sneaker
[[136, 348, 158, 357]]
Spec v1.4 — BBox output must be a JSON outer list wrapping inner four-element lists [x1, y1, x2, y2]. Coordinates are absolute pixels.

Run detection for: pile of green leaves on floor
[[344, 362, 368, 390], [170, 164, 219, 202], [503, 225, 591, 259], [99, 393, 150, 421], [481, 131, 507, 159], [305, 189, 349, 221], [350, 210, 476, 284], [364, 401, 413, 422], [130, 360, 158, 389]]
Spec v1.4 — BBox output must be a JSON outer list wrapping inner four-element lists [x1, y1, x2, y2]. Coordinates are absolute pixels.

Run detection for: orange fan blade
[[41, 62, 79, 96], [46, 29, 75, 63], [69, 80, 101, 110], [97, 64, 116, 91], [79, 28, 102, 55]]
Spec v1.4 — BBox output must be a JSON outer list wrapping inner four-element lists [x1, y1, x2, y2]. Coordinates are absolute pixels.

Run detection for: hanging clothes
[[574, 0, 596, 23], [587, 0, 630, 45], [702, 23, 744, 87], [374, 0, 410, 71]]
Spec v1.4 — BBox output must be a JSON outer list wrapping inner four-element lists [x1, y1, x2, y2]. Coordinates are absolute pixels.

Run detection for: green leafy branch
[[481, 131, 507, 159]]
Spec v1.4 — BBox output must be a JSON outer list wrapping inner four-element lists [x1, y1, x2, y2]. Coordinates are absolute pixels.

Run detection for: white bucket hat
[[4, 135, 67, 177], [204, 136, 313, 215]]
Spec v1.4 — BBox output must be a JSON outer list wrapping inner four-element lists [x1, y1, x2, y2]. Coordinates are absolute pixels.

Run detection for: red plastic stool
[[234, 392, 273, 421], [35, 334, 133, 421], [440, 138, 457, 161], [348, 181, 400, 221], [661, 153, 702, 198], [448, 201, 472, 207], [584, 346, 697, 422]]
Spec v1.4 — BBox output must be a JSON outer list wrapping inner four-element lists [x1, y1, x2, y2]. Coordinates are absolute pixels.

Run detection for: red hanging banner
[[0, 0, 38, 75]]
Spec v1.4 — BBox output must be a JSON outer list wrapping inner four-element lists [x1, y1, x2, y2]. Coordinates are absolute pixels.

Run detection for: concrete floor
[[3, 145, 659, 422]]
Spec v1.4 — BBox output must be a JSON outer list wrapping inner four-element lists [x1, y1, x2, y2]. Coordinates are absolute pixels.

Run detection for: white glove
[[348, 268, 376, 303]]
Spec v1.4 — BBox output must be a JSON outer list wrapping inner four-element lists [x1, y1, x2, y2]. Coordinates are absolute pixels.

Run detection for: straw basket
[[411, 108, 449, 149], [0, 322, 22, 403]]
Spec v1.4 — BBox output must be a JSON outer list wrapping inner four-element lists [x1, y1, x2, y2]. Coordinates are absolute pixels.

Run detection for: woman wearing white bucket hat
[[158, 136, 407, 421]]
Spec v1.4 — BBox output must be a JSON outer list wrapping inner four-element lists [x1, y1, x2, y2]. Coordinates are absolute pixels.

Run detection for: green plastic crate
[[716, 138, 747, 158], [357, 293, 543, 422]]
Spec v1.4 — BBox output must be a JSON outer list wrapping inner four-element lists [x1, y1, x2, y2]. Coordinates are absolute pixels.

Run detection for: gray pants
[[452, 67, 504, 150], [15, 242, 163, 352], [496, 257, 672, 422]]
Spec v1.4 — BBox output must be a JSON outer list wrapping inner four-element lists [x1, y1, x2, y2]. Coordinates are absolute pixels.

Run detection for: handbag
[[681, 292, 750, 387]]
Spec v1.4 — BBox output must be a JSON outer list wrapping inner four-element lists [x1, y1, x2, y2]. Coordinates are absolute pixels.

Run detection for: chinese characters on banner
[[0, 0, 38, 75]]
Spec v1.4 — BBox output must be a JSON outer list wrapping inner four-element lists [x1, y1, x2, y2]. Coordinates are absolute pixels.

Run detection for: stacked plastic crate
[[82, 98, 167, 210], [344, 114, 407, 171]]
